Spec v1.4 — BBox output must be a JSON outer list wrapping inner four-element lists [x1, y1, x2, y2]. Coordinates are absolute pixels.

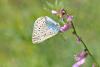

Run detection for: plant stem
[[53, 9, 99, 66], [70, 21, 99, 67]]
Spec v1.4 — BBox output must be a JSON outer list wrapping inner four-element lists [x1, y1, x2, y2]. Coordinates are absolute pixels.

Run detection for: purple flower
[[66, 15, 73, 22], [77, 37, 81, 44], [75, 50, 88, 61], [92, 63, 95, 67], [72, 50, 88, 67], [60, 22, 72, 32], [73, 58, 86, 67]]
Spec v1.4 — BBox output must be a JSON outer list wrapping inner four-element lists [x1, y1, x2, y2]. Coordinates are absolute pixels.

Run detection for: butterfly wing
[[32, 16, 60, 44]]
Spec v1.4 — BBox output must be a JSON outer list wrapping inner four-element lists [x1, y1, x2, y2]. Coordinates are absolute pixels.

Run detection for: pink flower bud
[[92, 63, 95, 67], [73, 58, 86, 67], [74, 51, 88, 61], [77, 37, 81, 44], [60, 23, 72, 32], [51, 10, 58, 15], [67, 15, 73, 22], [73, 50, 88, 67]]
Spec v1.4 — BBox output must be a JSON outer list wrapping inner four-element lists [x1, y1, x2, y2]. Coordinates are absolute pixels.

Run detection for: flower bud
[[51, 10, 58, 15], [72, 50, 88, 67], [60, 22, 72, 32], [67, 15, 73, 22]]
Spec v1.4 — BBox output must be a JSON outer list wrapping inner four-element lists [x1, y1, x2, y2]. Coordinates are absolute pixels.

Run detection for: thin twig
[[52, 9, 99, 66], [70, 21, 99, 67]]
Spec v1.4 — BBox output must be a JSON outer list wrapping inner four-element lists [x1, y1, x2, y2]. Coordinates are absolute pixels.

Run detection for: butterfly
[[32, 16, 60, 44]]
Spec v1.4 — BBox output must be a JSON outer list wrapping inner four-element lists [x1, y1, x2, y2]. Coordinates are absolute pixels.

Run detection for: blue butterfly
[[32, 16, 60, 44]]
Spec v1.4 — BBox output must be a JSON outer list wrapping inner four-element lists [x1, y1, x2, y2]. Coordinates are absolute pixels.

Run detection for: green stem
[[70, 21, 99, 67], [54, 9, 99, 66]]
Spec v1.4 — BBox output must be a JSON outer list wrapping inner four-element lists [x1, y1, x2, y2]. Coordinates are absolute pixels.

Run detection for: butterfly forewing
[[32, 16, 60, 44]]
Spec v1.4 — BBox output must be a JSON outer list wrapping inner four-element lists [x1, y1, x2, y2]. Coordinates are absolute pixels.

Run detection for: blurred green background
[[0, 0, 100, 67]]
